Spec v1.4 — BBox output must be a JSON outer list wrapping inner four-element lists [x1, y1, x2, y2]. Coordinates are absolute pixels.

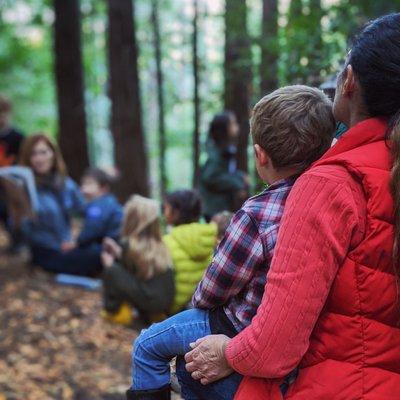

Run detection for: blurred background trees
[[1, 0, 399, 199], [53, 0, 89, 182]]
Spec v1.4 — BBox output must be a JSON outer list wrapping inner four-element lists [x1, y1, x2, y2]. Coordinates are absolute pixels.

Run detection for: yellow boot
[[102, 302, 133, 326]]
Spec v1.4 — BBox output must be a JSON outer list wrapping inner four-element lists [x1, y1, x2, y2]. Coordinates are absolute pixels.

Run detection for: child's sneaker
[[102, 302, 134, 326]]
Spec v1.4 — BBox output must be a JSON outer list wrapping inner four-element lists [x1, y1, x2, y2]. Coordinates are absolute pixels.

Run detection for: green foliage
[[281, 0, 333, 85], [0, 0, 395, 195], [0, 0, 56, 135]]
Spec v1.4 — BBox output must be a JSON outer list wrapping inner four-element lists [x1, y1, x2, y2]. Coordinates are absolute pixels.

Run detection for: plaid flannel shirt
[[192, 177, 295, 332]]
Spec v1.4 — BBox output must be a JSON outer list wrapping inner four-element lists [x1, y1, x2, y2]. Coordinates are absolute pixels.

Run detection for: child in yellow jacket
[[163, 190, 217, 313]]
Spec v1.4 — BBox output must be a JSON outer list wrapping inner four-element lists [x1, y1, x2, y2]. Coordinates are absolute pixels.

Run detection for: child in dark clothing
[[0, 95, 25, 251], [77, 168, 123, 247], [0, 95, 24, 167]]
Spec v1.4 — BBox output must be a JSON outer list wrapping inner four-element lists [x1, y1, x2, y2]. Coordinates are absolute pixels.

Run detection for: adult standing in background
[[200, 112, 248, 221]]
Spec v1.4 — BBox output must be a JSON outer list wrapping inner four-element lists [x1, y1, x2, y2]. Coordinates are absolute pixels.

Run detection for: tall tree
[[224, 0, 252, 172], [260, 0, 279, 96], [53, 0, 89, 182], [106, 0, 149, 200], [192, 0, 201, 187], [151, 0, 167, 197]]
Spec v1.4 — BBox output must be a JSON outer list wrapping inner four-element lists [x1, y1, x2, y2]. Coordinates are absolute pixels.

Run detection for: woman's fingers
[[185, 360, 196, 373], [200, 377, 211, 385], [191, 370, 203, 381], [195, 336, 208, 346], [185, 348, 195, 363]]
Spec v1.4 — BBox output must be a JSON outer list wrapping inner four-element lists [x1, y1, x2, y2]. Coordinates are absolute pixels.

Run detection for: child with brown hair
[[162, 190, 217, 314], [127, 85, 336, 400], [101, 195, 174, 325]]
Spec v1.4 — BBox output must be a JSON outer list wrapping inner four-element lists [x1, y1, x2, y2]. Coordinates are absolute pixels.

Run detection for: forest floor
[[0, 250, 181, 400]]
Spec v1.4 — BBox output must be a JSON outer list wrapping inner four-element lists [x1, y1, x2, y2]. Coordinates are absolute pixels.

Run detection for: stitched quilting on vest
[[286, 119, 400, 400]]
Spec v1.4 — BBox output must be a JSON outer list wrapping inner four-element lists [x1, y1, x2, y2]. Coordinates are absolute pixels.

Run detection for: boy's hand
[[102, 237, 122, 259], [101, 250, 115, 268], [61, 241, 77, 252]]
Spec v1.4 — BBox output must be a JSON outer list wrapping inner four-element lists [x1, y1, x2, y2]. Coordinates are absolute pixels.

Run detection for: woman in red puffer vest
[[183, 14, 400, 400]]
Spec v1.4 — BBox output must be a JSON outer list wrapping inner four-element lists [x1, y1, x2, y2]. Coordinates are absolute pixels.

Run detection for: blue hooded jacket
[[77, 194, 123, 246], [23, 177, 84, 251]]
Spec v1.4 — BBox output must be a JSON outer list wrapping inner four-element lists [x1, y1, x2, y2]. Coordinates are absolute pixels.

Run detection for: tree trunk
[[53, 0, 89, 182], [260, 0, 278, 96], [224, 0, 252, 172], [151, 0, 167, 198], [106, 0, 149, 200], [192, 0, 201, 188]]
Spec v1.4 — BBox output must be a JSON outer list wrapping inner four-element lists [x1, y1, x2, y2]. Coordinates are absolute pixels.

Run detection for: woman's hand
[[102, 237, 122, 259], [101, 250, 115, 268], [184, 334, 233, 385], [61, 240, 77, 252]]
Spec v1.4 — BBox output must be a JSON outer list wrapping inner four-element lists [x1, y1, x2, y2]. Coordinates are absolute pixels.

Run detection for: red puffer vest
[[235, 118, 400, 400]]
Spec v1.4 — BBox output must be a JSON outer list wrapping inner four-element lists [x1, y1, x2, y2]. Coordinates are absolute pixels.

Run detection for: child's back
[[164, 221, 217, 313], [79, 168, 123, 247], [78, 193, 122, 246]]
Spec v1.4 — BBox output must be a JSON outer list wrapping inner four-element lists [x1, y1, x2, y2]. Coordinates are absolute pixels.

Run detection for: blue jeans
[[132, 308, 242, 398]]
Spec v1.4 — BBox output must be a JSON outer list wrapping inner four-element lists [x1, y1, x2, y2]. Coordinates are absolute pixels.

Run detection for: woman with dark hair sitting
[[200, 112, 248, 221]]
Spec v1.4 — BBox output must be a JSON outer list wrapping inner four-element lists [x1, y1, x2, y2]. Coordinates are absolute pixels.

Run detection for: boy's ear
[[342, 65, 355, 97], [254, 144, 269, 167]]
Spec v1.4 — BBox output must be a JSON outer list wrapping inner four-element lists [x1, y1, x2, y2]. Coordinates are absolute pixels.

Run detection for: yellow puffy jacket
[[164, 222, 217, 313]]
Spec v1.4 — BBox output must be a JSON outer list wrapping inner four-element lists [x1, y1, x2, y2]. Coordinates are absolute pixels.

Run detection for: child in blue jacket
[[78, 168, 123, 247]]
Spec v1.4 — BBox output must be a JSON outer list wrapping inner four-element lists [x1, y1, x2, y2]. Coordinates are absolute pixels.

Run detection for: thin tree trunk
[[192, 0, 201, 188], [151, 0, 167, 198], [53, 0, 89, 182], [106, 0, 149, 200], [224, 0, 252, 172], [260, 0, 278, 96]]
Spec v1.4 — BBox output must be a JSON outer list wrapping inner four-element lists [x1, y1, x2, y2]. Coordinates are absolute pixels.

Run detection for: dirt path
[[0, 256, 138, 400]]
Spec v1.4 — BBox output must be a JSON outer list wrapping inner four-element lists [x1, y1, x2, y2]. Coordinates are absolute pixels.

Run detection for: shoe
[[126, 384, 171, 400], [102, 302, 133, 326]]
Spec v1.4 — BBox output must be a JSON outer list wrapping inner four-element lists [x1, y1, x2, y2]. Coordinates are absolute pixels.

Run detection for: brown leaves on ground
[[0, 255, 136, 400]]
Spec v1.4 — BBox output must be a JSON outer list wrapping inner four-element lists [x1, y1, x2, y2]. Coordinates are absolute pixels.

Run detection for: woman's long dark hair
[[348, 14, 400, 268], [208, 111, 235, 149]]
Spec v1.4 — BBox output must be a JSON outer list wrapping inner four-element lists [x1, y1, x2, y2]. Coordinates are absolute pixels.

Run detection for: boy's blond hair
[[251, 85, 335, 172], [122, 195, 171, 280]]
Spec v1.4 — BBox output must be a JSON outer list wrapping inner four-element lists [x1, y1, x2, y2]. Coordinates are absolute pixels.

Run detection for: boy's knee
[[133, 327, 153, 359]]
